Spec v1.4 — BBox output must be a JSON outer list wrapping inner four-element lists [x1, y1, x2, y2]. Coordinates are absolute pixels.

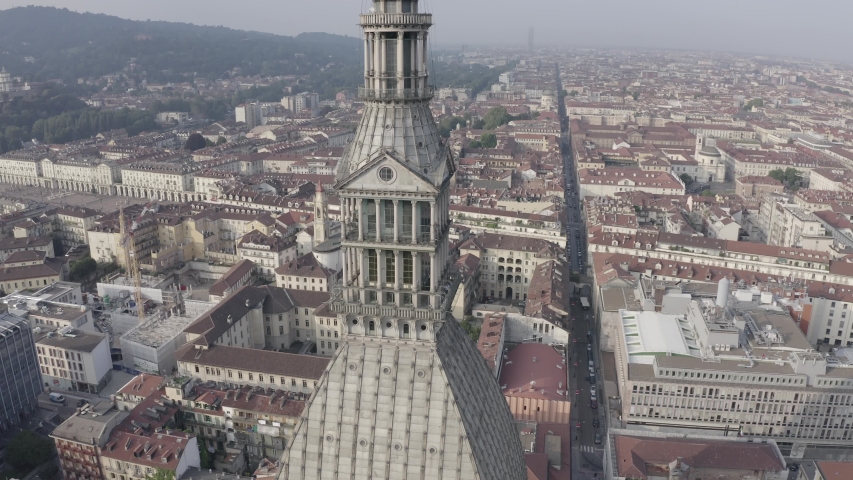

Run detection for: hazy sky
[[1, 0, 851, 63]]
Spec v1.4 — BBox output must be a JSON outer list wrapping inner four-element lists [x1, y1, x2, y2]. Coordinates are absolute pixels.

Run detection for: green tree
[[769, 169, 785, 184], [215, 136, 227, 145], [69, 256, 97, 281], [146, 469, 176, 480], [459, 317, 481, 343], [700, 189, 714, 197], [483, 107, 512, 130], [184, 133, 207, 151], [437, 116, 466, 138], [679, 174, 694, 186], [6, 430, 53, 472], [480, 132, 497, 148], [743, 98, 764, 111], [198, 439, 212, 469]]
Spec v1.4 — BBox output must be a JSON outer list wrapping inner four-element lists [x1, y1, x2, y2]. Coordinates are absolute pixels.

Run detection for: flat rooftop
[[51, 408, 128, 443], [121, 313, 197, 348], [10, 301, 88, 321], [621, 310, 701, 364], [37, 328, 105, 353]]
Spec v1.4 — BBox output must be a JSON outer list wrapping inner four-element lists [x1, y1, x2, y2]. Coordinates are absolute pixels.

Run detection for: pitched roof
[[176, 344, 329, 380], [614, 434, 785, 479]]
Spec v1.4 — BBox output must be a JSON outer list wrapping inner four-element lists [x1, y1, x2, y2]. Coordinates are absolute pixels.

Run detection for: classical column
[[393, 199, 400, 243], [430, 201, 436, 243], [370, 32, 380, 90], [379, 33, 386, 91], [357, 198, 364, 241], [377, 249, 385, 292], [375, 200, 382, 241], [410, 32, 417, 88], [342, 249, 349, 287], [429, 252, 437, 294], [413, 252, 421, 292], [411, 200, 419, 244], [396, 32, 404, 94], [422, 32, 428, 89], [358, 249, 365, 288], [364, 34, 370, 89], [394, 250, 402, 304]]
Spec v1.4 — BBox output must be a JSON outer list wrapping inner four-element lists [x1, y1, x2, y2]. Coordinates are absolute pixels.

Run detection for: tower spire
[[280, 2, 527, 478]]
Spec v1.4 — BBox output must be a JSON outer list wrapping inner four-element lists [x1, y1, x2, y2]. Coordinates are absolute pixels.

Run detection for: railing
[[344, 229, 435, 246], [358, 86, 435, 101], [359, 13, 432, 26]]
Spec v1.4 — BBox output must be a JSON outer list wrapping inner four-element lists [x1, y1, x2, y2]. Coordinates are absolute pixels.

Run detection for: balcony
[[358, 86, 434, 101], [359, 13, 432, 27]]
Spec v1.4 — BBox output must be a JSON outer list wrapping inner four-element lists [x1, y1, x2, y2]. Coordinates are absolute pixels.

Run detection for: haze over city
[[1, 0, 852, 61], [2, 0, 853, 479]]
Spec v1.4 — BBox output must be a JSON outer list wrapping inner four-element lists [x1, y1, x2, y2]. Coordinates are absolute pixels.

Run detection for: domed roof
[[700, 145, 721, 157]]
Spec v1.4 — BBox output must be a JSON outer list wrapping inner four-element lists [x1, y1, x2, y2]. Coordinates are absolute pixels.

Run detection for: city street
[[557, 65, 604, 478]]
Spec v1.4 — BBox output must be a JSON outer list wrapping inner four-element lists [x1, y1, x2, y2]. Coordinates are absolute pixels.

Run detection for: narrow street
[[557, 64, 604, 479]]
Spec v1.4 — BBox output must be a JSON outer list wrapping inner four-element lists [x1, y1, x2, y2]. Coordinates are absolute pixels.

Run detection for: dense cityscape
[[0, 1, 852, 480]]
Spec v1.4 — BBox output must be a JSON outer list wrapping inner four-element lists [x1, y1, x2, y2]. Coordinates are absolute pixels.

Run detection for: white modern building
[[35, 327, 112, 393]]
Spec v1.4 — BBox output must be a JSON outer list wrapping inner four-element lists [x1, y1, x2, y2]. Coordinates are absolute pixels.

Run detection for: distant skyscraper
[[528, 27, 534, 53], [280, 0, 527, 479]]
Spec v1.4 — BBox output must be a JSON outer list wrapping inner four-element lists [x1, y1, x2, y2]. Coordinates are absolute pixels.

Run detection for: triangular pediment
[[336, 148, 443, 194]]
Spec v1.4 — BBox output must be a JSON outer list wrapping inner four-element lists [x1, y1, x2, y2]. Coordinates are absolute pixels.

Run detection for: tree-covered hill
[[0, 6, 361, 83]]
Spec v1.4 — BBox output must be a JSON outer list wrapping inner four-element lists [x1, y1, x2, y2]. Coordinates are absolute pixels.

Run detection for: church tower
[[280, 1, 527, 479], [313, 182, 327, 246]]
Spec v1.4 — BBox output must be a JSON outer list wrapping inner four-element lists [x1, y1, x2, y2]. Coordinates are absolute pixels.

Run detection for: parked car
[[593, 418, 600, 428], [594, 433, 602, 444], [590, 399, 598, 409], [49, 393, 65, 403]]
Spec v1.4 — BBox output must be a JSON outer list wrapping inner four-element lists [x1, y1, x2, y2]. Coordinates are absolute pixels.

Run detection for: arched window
[[368, 321, 375, 333]]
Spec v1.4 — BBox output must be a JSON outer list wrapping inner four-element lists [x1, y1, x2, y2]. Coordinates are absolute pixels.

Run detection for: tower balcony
[[358, 86, 434, 101], [359, 13, 432, 27]]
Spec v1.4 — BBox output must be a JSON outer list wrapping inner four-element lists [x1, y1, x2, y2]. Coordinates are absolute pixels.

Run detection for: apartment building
[[9, 300, 94, 332], [736, 175, 784, 198], [235, 103, 262, 129], [613, 296, 853, 456], [176, 345, 328, 395], [35, 327, 112, 393], [51, 408, 127, 480], [51, 206, 100, 247], [809, 168, 853, 192], [0, 312, 42, 431], [459, 232, 561, 301], [0, 154, 42, 185], [274, 253, 336, 292], [118, 162, 201, 202], [40, 157, 121, 195], [0, 256, 65, 293], [604, 430, 787, 480], [767, 203, 827, 250], [578, 168, 686, 199], [237, 231, 297, 281], [281, 92, 319, 113], [165, 378, 306, 470], [208, 259, 255, 302], [0, 235, 55, 262], [99, 430, 199, 480]]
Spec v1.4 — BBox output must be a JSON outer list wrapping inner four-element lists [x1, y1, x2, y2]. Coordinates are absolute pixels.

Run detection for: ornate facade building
[[280, 1, 527, 479]]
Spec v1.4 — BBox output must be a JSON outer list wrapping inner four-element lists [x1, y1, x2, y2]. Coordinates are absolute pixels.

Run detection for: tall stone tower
[[313, 182, 328, 246], [280, 1, 527, 479]]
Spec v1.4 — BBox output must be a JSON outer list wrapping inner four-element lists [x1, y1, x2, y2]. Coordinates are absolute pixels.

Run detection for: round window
[[378, 166, 394, 182]]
